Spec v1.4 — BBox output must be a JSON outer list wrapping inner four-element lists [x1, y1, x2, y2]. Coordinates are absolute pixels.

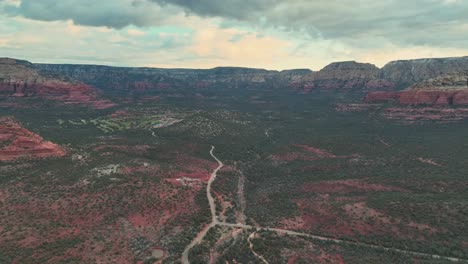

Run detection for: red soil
[[280, 180, 438, 243], [166, 153, 217, 183], [0, 117, 66, 161], [280, 198, 392, 237], [0, 177, 203, 263], [295, 145, 336, 158], [110, 110, 130, 118]]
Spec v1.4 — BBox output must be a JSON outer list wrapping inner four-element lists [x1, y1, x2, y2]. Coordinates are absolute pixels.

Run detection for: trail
[[248, 232, 269, 264], [218, 223, 468, 263], [181, 146, 224, 264], [181, 146, 468, 263]]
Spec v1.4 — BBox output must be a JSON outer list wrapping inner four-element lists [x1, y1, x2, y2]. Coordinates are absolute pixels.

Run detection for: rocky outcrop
[[29, 55, 468, 95], [365, 72, 468, 106], [0, 58, 115, 109], [291, 56, 468, 92], [381, 57, 468, 89], [36, 64, 309, 93], [0, 117, 66, 161], [295, 61, 394, 92]]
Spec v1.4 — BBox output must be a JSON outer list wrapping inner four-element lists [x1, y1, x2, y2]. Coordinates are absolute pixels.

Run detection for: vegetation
[[1, 89, 467, 262]]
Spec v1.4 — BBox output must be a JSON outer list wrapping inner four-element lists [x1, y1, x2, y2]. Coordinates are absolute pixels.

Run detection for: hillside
[[0, 58, 114, 109], [35, 56, 468, 95], [365, 71, 468, 106]]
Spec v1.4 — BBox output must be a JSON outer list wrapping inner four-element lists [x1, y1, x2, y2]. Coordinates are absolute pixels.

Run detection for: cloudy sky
[[1, 0, 467, 70]]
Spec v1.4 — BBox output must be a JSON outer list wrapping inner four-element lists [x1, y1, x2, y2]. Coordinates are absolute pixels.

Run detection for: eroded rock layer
[[0, 117, 66, 161], [0, 58, 115, 109], [365, 72, 468, 106]]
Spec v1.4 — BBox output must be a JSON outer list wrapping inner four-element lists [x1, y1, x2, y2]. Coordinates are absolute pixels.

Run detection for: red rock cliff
[[0, 58, 115, 109], [364, 72, 468, 106], [0, 117, 66, 161]]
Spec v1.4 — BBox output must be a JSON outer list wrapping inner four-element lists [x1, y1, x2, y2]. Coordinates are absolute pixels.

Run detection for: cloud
[[3, 0, 468, 48], [0, 15, 194, 66], [152, 0, 277, 20], [151, 0, 468, 49], [1, 0, 468, 69], [3, 0, 179, 28], [127, 28, 146, 37]]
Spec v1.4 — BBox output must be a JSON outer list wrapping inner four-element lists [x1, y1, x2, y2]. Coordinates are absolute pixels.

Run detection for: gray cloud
[[3, 0, 468, 48], [153, 0, 468, 48], [259, 0, 468, 47], [153, 0, 278, 20], [3, 0, 175, 28]]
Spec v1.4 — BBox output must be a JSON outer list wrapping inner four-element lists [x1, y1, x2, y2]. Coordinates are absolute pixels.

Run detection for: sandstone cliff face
[[0, 58, 115, 109], [30, 55, 468, 96], [297, 61, 394, 91], [0, 117, 66, 161], [381, 57, 468, 89], [36, 64, 308, 93], [365, 72, 468, 106], [296, 57, 468, 92]]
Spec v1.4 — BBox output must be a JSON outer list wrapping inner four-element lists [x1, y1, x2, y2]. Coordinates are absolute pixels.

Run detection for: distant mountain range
[[1, 55, 468, 107], [35, 56, 468, 92]]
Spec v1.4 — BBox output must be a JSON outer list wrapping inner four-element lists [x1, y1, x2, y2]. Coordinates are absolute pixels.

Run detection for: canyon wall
[[35, 56, 468, 94], [365, 72, 468, 106], [0, 58, 114, 109]]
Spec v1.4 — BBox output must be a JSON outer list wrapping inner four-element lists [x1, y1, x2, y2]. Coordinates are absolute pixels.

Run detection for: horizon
[[5, 54, 468, 72], [1, 1, 468, 70]]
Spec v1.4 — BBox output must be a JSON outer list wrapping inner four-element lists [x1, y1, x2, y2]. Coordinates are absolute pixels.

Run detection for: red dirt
[[0, 117, 66, 161], [0, 141, 217, 263], [110, 110, 130, 118], [280, 198, 389, 237], [166, 153, 217, 184], [0, 178, 203, 263], [280, 180, 438, 243], [295, 145, 336, 158]]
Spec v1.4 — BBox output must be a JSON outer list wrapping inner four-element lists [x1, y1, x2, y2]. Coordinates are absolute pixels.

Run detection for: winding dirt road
[[181, 146, 224, 264], [248, 232, 270, 264], [181, 146, 468, 263]]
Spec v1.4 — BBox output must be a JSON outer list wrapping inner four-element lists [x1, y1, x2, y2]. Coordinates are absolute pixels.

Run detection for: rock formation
[[19, 55, 468, 96], [0, 58, 115, 109], [297, 61, 394, 91], [295, 57, 468, 92], [0, 117, 66, 161], [365, 72, 468, 106], [381, 57, 468, 89], [36, 63, 310, 93]]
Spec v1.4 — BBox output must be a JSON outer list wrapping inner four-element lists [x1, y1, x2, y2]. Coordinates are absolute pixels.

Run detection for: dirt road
[[181, 146, 224, 264], [181, 146, 468, 263]]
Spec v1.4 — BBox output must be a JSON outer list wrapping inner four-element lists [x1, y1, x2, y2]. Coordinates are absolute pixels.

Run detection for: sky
[[0, 0, 467, 70]]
